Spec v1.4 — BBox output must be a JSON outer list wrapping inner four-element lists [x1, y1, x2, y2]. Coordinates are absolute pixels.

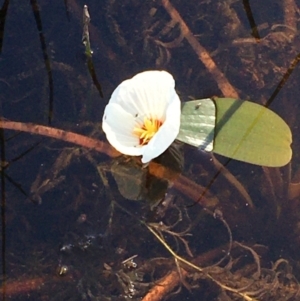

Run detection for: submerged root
[[143, 223, 300, 301]]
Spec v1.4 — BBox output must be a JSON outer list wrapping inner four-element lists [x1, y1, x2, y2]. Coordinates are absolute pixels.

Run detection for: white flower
[[102, 70, 181, 163]]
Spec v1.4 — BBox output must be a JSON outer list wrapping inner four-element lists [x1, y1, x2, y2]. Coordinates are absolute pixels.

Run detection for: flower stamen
[[134, 117, 162, 145]]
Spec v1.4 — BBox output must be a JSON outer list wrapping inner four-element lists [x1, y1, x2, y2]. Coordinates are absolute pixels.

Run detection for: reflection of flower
[[102, 70, 181, 163]]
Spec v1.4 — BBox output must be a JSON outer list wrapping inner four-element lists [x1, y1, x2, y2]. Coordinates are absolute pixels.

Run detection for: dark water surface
[[1, 1, 300, 300]]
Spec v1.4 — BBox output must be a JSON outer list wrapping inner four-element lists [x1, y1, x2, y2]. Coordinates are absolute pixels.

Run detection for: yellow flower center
[[133, 117, 162, 145]]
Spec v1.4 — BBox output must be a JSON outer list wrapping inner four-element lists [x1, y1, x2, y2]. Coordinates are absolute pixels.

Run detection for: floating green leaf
[[177, 98, 216, 151], [177, 98, 292, 167], [213, 98, 292, 167]]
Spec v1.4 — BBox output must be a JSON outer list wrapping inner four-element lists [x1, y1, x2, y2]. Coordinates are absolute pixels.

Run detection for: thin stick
[[0, 121, 209, 204], [0, 120, 120, 158], [211, 155, 254, 208], [1, 119, 252, 226], [0, 277, 46, 296], [161, 0, 239, 99], [141, 268, 187, 301], [283, 0, 297, 38]]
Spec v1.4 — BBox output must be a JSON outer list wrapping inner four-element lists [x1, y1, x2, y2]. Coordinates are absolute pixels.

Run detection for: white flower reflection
[[102, 70, 181, 163]]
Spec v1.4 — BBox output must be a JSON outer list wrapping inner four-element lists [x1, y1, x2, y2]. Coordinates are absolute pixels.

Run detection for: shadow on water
[[1, 0, 300, 300]]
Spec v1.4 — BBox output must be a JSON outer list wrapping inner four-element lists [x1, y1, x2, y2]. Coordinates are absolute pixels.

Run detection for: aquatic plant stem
[[161, 0, 239, 99]]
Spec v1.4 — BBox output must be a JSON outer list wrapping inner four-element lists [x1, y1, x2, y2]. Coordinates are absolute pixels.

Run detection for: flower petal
[[141, 92, 181, 163], [102, 103, 143, 156], [109, 70, 176, 122]]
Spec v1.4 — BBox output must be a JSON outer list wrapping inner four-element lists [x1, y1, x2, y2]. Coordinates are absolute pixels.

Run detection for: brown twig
[[161, 0, 239, 99], [141, 243, 237, 301], [0, 277, 46, 296], [211, 155, 254, 208], [289, 164, 300, 199], [148, 162, 218, 208], [0, 120, 212, 205], [283, 0, 297, 39], [141, 268, 188, 301], [0, 273, 76, 297], [0, 120, 120, 158], [1, 119, 252, 224], [1, 118, 253, 206], [0, 120, 214, 207]]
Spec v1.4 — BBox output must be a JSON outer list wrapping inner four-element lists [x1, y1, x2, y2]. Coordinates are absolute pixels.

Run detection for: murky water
[[1, 1, 300, 300]]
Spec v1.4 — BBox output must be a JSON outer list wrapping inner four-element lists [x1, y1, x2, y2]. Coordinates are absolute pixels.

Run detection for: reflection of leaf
[[145, 177, 169, 209], [111, 157, 169, 206], [111, 158, 147, 201], [154, 141, 184, 173], [111, 144, 184, 204]]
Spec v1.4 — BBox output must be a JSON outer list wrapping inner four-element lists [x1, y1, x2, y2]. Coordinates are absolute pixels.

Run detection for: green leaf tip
[[213, 98, 292, 167]]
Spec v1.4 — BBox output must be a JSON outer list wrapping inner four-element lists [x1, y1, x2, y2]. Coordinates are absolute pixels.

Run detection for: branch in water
[[0, 120, 120, 158], [161, 0, 239, 98]]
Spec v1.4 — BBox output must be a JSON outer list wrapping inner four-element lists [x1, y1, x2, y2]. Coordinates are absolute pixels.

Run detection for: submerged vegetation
[[1, 0, 300, 300]]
